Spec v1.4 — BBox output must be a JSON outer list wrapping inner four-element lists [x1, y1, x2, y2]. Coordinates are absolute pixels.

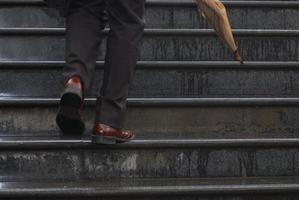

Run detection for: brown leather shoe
[[56, 76, 85, 136], [92, 123, 135, 144]]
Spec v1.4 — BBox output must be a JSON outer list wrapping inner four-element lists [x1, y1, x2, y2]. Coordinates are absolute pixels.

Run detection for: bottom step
[[1, 177, 299, 199]]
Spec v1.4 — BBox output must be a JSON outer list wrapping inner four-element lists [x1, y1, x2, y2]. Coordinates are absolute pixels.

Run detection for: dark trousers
[[64, 0, 145, 129]]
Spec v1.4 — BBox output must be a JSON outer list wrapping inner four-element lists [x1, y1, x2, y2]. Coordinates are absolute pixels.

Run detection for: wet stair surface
[[0, 0, 299, 199]]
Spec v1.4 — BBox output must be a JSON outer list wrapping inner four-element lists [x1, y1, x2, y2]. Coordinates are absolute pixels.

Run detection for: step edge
[[0, 61, 298, 70], [1, 97, 299, 107]]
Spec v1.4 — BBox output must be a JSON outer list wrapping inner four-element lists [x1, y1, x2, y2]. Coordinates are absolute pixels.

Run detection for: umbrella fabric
[[195, 0, 243, 63]]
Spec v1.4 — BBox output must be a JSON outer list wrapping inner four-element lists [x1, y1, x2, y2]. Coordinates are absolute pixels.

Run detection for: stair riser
[[147, 5, 299, 29], [2, 68, 299, 98], [1, 106, 299, 138], [1, 6, 299, 30], [2, 147, 299, 180], [1, 34, 298, 61]]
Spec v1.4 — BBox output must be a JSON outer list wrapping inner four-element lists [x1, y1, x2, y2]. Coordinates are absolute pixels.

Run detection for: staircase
[[0, 0, 299, 199]]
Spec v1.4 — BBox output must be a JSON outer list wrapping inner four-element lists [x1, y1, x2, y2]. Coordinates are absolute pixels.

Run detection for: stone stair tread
[[0, 97, 297, 137], [1, 1, 298, 30], [2, 97, 299, 106], [1, 136, 299, 149], [148, 0, 299, 6], [0, 177, 298, 197]]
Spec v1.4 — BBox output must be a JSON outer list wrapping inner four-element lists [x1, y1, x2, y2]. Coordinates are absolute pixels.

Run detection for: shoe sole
[[56, 93, 85, 135], [56, 113, 85, 135], [91, 135, 134, 145]]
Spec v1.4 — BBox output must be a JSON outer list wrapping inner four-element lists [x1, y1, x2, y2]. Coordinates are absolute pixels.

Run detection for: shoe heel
[[92, 135, 117, 145]]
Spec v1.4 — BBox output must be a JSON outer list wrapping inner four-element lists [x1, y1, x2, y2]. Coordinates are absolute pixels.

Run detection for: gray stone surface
[[0, 1, 297, 198], [0, 5, 298, 29], [0, 177, 299, 199], [0, 32, 298, 61], [2, 63, 299, 98], [7, 197, 299, 200]]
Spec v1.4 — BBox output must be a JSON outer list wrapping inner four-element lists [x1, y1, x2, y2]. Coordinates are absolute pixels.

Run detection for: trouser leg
[[96, 0, 145, 129], [64, 0, 107, 91]]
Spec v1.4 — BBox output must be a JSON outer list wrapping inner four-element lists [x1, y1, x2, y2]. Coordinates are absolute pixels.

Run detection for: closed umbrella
[[196, 0, 243, 64]]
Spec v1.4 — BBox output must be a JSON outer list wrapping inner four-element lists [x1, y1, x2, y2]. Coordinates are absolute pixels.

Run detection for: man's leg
[[93, 0, 145, 143], [57, 0, 106, 135]]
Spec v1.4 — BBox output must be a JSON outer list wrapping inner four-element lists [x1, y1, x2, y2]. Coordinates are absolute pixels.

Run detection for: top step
[[0, 1, 298, 29]]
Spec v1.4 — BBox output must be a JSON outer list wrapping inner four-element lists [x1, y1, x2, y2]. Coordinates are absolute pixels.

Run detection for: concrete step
[[1, 137, 299, 180], [0, 177, 299, 199], [1, 97, 299, 137], [0, 1, 298, 29], [1, 61, 299, 98], [0, 28, 298, 61]]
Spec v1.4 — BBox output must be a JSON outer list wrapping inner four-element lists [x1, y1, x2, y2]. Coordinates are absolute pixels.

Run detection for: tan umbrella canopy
[[195, 0, 243, 64]]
